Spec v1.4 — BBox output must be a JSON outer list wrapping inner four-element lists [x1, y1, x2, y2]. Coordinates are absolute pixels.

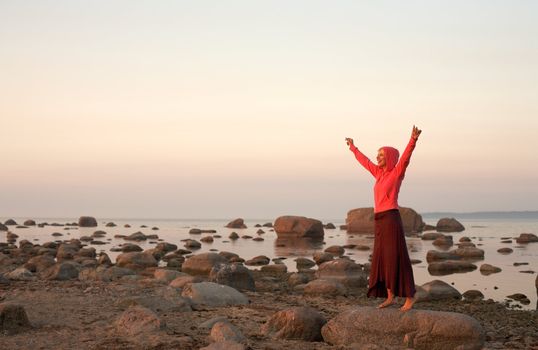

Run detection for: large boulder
[[260, 307, 327, 341], [225, 218, 247, 229], [182, 253, 228, 276], [115, 306, 165, 336], [321, 306, 484, 350], [209, 263, 255, 291], [515, 233, 538, 244], [273, 216, 324, 238], [116, 252, 158, 270], [436, 218, 465, 232], [315, 258, 367, 288], [78, 216, 98, 227], [346, 207, 424, 234], [0, 303, 31, 334], [181, 282, 249, 307], [428, 261, 477, 275]]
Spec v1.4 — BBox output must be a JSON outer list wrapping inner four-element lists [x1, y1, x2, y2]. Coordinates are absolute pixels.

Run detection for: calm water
[[1, 216, 537, 310]]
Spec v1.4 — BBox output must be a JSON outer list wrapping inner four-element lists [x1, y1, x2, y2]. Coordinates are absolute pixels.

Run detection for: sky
[[1, 1, 537, 220]]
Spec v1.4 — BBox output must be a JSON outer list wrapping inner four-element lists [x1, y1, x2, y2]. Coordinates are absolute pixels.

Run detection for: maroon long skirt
[[367, 209, 416, 298]]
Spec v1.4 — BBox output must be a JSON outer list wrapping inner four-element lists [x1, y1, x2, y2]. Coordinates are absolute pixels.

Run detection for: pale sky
[[1, 1, 537, 219]]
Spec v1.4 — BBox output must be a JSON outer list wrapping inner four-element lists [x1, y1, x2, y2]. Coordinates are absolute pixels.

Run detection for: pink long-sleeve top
[[349, 137, 417, 213]]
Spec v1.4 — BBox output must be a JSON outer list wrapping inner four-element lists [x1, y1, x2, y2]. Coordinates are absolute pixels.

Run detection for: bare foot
[[399, 297, 415, 311], [377, 297, 395, 309]]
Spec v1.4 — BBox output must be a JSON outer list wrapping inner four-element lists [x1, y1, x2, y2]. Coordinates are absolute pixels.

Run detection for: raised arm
[[395, 125, 421, 176], [346, 137, 380, 178]]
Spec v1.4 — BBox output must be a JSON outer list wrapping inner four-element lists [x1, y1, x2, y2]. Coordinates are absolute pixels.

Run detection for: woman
[[345, 125, 422, 311]]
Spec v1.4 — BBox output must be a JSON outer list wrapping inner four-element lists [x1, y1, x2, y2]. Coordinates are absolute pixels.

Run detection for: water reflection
[[274, 237, 324, 257]]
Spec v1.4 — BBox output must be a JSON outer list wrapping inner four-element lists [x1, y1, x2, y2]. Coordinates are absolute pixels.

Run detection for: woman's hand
[[345, 137, 354, 147], [412, 125, 422, 140]]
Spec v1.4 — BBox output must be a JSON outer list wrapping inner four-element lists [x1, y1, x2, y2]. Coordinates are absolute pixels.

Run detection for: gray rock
[[321, 306, 484, 349], [182, 253, 228, 276], [416, 280, 461, 302], [210, 321, 246, 344], [346, 207, 424, 234], [56, 244, 80, 261], [261, 306, 326, 341], [115, 306, 165, 336], [315, 258, 367, 288], [0, 303, 31, 334], [304, 279, 347, 297], [0, 223, 8, 231], [120, 243, 143, 252], [436, 217, 465, 232], [181, 282, 249, 307], [274, 216, 324, 238], [78, 216, 98, 227], [209, 263, 255, 291]]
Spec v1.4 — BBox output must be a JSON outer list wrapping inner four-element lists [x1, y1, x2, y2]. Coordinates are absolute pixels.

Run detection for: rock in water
[[0, 303, 31, 334], [261, 307, 326, 341], [321, 306, 484, 350], [273, 216, 324, 238], [115, 306, 165, 336], [416, 280, 462, 302], [436, 217, 465, 232], [346, 207, 424, 234], [225, 218, 247, 229], [78, 216, 98, 227]]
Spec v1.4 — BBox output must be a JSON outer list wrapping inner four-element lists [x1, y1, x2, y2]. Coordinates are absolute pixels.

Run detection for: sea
[[1, 212, 537, 310]]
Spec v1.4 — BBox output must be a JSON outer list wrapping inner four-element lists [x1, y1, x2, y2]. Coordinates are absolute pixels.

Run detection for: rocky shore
[[1, 216, 537, 349]]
